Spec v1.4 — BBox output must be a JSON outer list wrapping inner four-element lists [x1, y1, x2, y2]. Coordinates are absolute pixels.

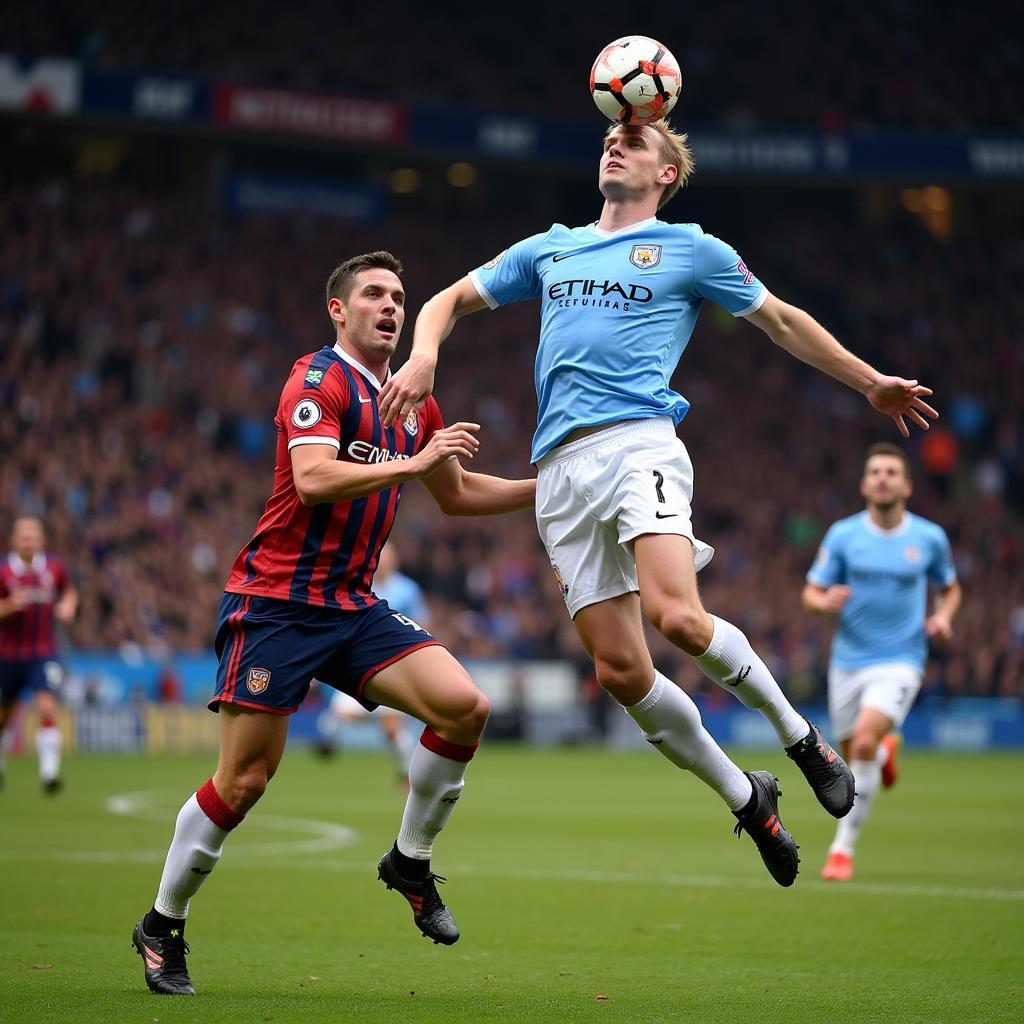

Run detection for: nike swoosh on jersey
[[358, 396, 372, 403], [551, 251, 585, 262]]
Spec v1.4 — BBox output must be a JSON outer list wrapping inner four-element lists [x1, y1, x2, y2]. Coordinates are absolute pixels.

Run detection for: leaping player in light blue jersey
[[805, 442, 960, 882], [380, 117, 939, 888]]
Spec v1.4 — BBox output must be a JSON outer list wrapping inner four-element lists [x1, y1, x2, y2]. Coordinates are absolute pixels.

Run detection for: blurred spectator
[[0, 168, 1020, 701]]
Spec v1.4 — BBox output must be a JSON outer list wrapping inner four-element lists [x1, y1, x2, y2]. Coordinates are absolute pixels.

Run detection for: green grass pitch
[[1, 745, 1020, 1023]]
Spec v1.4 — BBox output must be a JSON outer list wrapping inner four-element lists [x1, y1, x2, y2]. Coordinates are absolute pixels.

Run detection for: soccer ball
[[589, 36, 682, 126]]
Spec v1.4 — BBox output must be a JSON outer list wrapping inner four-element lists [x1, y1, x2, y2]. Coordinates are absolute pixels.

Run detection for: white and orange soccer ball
[[589, 35, 682, 126]]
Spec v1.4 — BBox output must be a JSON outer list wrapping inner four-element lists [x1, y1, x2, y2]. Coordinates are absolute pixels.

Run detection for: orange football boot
[[821, 851, 854, 881], [880, 733, 901, 790]]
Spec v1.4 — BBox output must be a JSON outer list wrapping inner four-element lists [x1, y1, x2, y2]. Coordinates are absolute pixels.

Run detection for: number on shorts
[[392, 613, 425, 633], [653, 469, 666, 504]]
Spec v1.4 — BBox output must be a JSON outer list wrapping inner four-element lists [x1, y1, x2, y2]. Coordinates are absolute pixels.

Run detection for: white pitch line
[[106, 789, 361, 856], [1, 791, 1019, 905], [198, 857, 1024, 905]]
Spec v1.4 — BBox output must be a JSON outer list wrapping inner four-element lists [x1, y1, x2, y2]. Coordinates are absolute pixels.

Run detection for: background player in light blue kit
[[380, 118, 938, 887], [805, 442, 961, 881]]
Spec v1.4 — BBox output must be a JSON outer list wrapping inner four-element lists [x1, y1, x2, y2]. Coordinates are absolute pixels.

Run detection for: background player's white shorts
[[330, 690, 373, 719], [535, 417, 713, 618], [828, 662, 922, 741]]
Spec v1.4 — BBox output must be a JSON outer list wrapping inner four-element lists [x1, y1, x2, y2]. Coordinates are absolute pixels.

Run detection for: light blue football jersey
[[374, 571, 428, 624], [469, 217, 766, 463], [806, 511, 957, 671]]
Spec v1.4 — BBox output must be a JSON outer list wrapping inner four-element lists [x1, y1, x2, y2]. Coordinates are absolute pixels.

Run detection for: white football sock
[[694, 615, 808, 747], [626, 672, 753, 811], [35, 726, 62, 782], [829, 759, 882, 857], [391, 722, 416, 778], [396, 729, 477, 860], [154, 780, 243, 919]]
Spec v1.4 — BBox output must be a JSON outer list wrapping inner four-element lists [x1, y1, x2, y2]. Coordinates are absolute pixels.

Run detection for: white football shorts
[[535, 417, 713, 619], [330, 689, 372, 719], [828, 661, 922, 741]]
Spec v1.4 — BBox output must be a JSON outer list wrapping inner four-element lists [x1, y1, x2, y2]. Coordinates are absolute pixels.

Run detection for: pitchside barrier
[[2, 653, 1021, 755]]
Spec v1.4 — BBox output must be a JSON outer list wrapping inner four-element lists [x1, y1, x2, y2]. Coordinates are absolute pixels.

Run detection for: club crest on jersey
[[630, 244, 662, 269], [292, 398, 322, 428], [246, 668, 271, 695], [483, 249, 506, 269], [737, 259, 756, 285], [903, 546, 921, 564], [304, 368, 324, 386], [403, 410, 419, 436]]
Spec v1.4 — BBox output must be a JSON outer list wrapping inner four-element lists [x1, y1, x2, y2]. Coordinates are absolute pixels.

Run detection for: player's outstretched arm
[[420, 455, 536, 517], [746, 294, 939, 438], [291, 425, 481, 505], [379, 277, 487, 428]]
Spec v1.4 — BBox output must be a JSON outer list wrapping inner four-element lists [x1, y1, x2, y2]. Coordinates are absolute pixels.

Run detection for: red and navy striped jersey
[[0, 553, 70, 661], [225, 345, 444, 611]]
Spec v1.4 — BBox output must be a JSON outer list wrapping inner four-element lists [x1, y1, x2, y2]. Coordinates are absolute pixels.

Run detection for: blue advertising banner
[[81, 68, 210, 122], [224, 174, 384, 222]]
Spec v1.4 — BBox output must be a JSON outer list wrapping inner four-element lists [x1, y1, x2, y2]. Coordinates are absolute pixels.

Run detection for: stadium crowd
[[6, 0, 1021, 132], [1, 170, 1021, 701]]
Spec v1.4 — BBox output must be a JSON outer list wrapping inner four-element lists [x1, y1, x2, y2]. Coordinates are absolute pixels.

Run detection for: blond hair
[[604, 120, 695, 210]]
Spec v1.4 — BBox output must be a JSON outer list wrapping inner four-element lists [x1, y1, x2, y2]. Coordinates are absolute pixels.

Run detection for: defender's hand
[[866, 377, 938, 438], [379, 353, 437, 428], [410, 422, 481, 477]]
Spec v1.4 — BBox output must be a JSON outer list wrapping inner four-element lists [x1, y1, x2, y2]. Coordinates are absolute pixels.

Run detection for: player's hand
[[410, 422, 481, 477], [54, 600, 75, 624], [822, 585, 852, 613], [925, 612, 953, 643], [7, 590, 30, 612], [379, 353, 437, 428], [866, 376, 939, 438]]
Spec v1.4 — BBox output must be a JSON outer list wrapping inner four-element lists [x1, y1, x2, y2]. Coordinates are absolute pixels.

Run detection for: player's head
[[10, 516, 45, 559], [860, 443, 912, 511], [325, 251, 405, 366], [599, 121, 694, 210]]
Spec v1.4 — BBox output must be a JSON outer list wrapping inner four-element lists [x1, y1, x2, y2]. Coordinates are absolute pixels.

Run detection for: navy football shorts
[[0, 658, 64, 707], [210, 593, 443, 715]]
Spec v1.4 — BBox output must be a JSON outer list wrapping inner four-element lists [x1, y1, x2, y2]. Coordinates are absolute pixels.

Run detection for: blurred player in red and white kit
[[0, 516, 78, 794], [131, 251, 535, 996]]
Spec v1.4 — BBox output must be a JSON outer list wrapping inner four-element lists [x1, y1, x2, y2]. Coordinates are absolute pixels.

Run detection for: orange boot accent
[[880, 734, 901, 790], [821, 851, 854, 881]]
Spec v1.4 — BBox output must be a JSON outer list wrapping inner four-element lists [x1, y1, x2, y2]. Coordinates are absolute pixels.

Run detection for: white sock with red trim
[[626, 672, 753, 811], [396, 728, 477, 859], [153, 779, 245, 919], [693, 615, 808, 747]]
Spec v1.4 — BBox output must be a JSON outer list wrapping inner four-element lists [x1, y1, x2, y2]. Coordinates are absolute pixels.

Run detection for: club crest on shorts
[[246, 667, 271, 695], [630, 244, 662, 269], [403, 409, 419, 436]]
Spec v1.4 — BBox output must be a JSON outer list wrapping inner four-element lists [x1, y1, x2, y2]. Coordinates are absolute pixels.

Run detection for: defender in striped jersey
[[133, 252, 535, 996]]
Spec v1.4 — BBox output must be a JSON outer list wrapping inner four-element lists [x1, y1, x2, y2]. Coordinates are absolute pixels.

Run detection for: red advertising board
[[214, 84, 407, 144]]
